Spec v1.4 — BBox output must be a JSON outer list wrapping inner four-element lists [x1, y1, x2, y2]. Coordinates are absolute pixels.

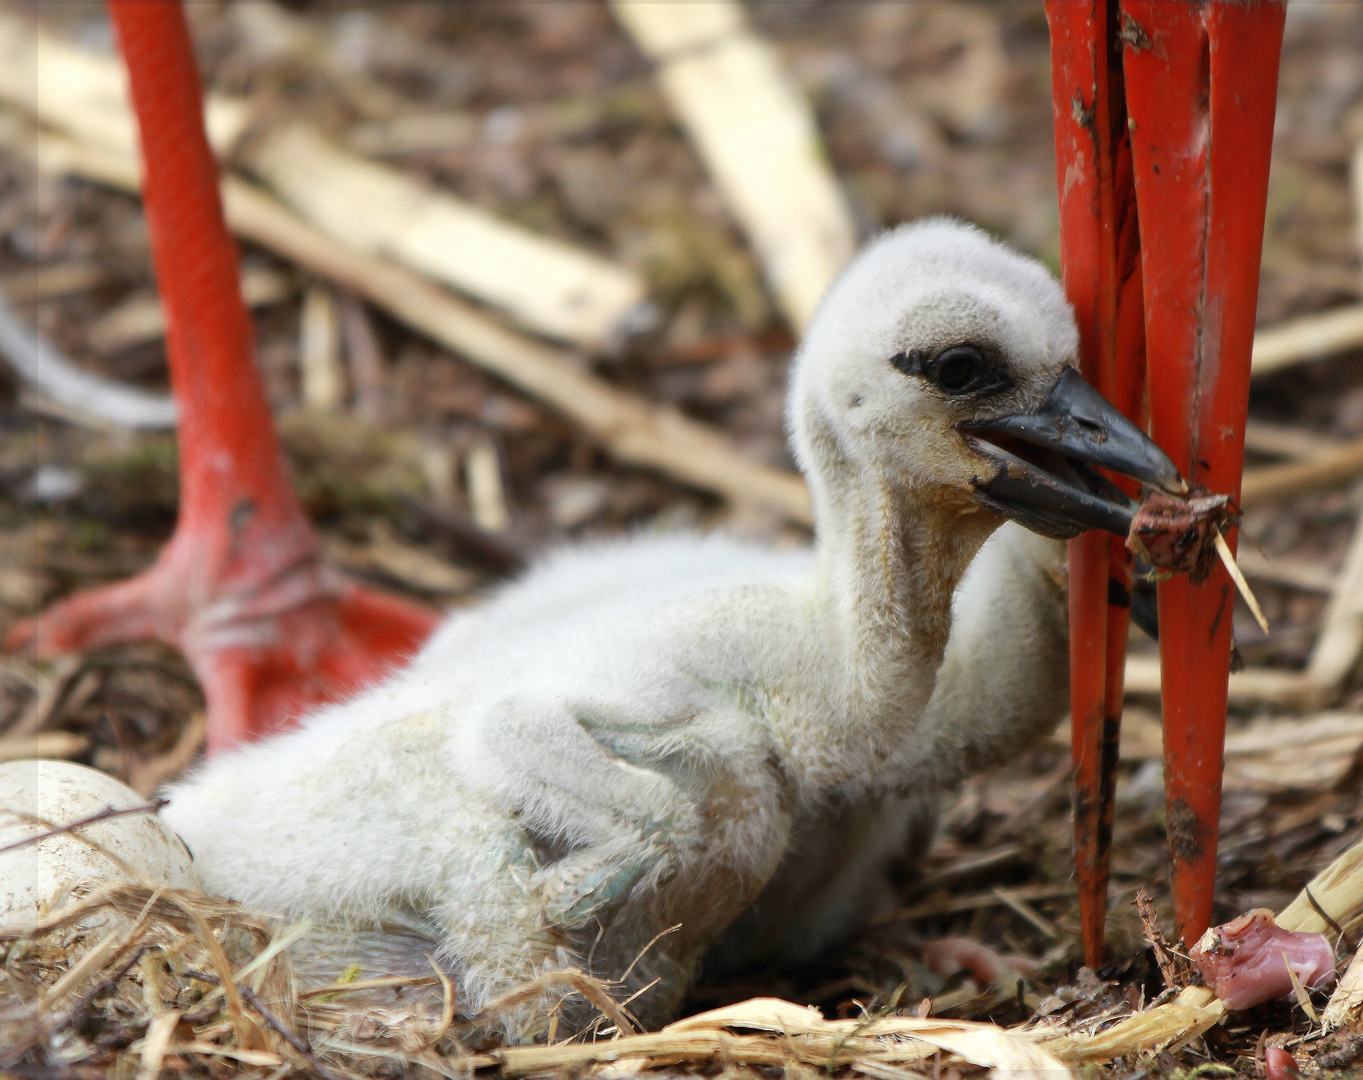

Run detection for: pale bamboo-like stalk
[[610, 0, 856, 331]]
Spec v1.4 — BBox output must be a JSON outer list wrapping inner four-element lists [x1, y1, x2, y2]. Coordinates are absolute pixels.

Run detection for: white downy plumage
[[162, 219, 1078, 1035]]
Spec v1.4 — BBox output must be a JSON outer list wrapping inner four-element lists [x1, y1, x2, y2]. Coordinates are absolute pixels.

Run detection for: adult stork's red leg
[[4, 1, 439, 753], [1120, 0, 1285, 943], [1046, 0, 1146, 967]]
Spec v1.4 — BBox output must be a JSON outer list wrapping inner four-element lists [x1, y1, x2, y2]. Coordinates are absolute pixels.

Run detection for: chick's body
[[163, 220, 1076, 1034]]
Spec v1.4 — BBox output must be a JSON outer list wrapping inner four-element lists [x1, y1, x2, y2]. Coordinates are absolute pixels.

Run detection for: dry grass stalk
[[89, 266, 296, 352], [1250, 303, 1363, 376], [1277, 836, 1363, 937], [0, 15, 648, 353], [1041, 985, 1224, 1063], [1213, 531, 1269, 633], [610, 0, 856, 332], [1243, 420, 1348, 462], [1322, 947, 1363, 1030], [1305, 449, 1363, 703], [1240, 435, 1363, 510], [0, 13, 249, 162], [0, 729, 90, 764], [300, 283, 346, 413], [1122, 655, 1316, 708], [250, 125, 650, 350]]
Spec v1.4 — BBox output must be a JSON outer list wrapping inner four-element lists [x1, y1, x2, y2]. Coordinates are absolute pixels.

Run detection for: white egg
[[0, 759, 200, 928]]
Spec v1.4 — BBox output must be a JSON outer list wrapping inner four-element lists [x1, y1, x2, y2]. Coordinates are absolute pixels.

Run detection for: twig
[[398, 497, 527, 575], [1135, 889, 1190, 992], [1317, 1034, 1363, 1070], [249, 124, 651, 350], [424, 955, 457, 1048], [1250, 303, 1363, 376], [299, 283, 345, 411], [1306, 513, 1363, 697], [134, 1010, 180, 1080], [1239, 435, 1363, 509], [1213, 530, 1268, 633], [1122, 655, 1315, 707], [0, 286, 175, 428], [4, 653, 82, 739], [1242, 419, 1346, 462], [338, 292, 386, 423], [0, 799, 167, 858], [0, 730, 91, 764], [186, 970, 346, 1080], [88, 266, 294, 352]]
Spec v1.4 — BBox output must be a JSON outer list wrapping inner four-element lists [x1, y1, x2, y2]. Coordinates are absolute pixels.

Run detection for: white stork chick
[[162, 219, 1179, 1036]]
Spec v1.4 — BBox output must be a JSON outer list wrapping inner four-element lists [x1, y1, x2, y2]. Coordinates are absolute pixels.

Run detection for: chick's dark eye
[[931, 345, 987, 394]]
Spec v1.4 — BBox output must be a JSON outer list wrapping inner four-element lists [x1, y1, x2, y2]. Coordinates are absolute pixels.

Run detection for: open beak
[[960, 366, 1182, 539]]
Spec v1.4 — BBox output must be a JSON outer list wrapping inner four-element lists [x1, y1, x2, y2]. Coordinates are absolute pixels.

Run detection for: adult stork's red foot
[[3, 1, 438, 753]]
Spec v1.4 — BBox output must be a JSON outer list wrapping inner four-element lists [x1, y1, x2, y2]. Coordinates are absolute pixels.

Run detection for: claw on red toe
[[4, 1, 439, 753]]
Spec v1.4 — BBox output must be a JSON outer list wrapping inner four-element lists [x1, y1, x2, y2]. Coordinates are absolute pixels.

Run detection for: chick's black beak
[[960, 366, 1183, 540]]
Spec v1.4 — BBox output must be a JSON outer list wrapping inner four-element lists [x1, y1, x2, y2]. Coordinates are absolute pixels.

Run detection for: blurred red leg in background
[[4, 1, 438, 753]]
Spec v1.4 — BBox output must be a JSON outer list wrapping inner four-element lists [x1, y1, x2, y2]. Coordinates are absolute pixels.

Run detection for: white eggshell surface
[[0, 759, 199, 927]]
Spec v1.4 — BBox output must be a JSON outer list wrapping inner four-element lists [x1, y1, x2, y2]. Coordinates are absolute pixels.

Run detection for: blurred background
[[3, 0, 1363, 1027]]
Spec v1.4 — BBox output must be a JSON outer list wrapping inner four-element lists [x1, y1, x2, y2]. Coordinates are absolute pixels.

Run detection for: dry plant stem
[[3, 655, 82, 738], [1239, 431, 1363, 510], [1306, 490, 1363, 696], [1323, 949, 1363, 1031], [1242, 420, 1346, 462], [1122, 655, 1316, 708], [1250, 303, 1363, 376], [1136, 888, 1189, 991], [135, 1009, 180, 1080], [473, 969, 640, 1037], [249, 125, 649, 350], [1278, 837, 1363, 936], [187, 970, 345, 1080], [339, 292, 386, 423], [0, 13, 249, 163], [0, 13, 645, 351], [609, 0, 856, 331], [89, 266, 294, 352], [0, 798, 166, 858], [1213, 531, 1269, 633], [0, 730, 90, 763]]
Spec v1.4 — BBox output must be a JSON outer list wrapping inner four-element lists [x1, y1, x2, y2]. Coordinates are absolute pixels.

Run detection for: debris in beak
[[1189, 909, 1334, 1011], [1126, 488, 1269, 632], [1125, 489, 1234, 582]]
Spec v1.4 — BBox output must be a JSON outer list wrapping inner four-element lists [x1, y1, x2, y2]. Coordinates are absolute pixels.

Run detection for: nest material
[[8, 834, 1363, 1080]]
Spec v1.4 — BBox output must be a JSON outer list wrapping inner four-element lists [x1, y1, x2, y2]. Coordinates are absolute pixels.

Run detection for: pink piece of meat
[[1190, 909, 1335, 1010]]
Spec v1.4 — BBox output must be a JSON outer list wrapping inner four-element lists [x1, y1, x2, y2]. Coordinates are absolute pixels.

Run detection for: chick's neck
[[805, 434, 1000, 780]]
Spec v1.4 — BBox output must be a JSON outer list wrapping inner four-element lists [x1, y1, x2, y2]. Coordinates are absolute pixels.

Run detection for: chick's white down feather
[[162, 219, 1074, 1035]]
